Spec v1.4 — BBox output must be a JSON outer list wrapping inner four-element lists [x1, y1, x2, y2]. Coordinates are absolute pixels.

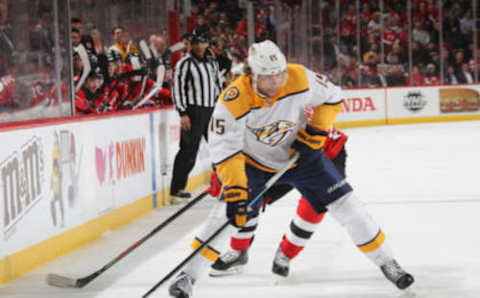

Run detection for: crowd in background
[[71, 0, 278, 114], [0, 0, 478, 117], [311, 0, 479, 87]]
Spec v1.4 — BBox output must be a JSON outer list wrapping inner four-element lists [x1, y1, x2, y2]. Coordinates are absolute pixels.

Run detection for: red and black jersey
[[75, 88, 99, 114]]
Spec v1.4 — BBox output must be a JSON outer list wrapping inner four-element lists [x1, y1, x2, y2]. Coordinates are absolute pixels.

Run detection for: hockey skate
[[380, 259, 414, 290], [169, 271, 195, 298], [272, 247, 290, 277], [209, 249, 248, 277], [170, 190, 192, 205]]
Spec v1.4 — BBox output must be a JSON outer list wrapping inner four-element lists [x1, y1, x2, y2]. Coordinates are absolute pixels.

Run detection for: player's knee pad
[[326, 192, 363, 226], [326, 192, 379, 244]]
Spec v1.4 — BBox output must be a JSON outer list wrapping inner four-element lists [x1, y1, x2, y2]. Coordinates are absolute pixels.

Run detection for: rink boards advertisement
[[336, 88, 386, 123], [336, 84, 480, 127], [0, 108, 211, 284]]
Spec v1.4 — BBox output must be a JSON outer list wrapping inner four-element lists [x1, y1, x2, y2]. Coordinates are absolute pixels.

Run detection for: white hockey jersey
[[209, 63, 342, 189]]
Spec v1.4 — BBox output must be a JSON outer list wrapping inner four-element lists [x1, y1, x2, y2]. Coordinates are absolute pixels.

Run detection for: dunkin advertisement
[[94, 116, 152, 214], [439, 88, 480, 113]]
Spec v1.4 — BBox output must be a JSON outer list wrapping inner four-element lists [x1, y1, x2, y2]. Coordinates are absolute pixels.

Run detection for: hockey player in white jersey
[[168, 40, 414, 298]]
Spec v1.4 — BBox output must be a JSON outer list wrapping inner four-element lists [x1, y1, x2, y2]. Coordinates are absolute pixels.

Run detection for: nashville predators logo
[[248, 120, 296, 146], [224, 86, 239, 102]]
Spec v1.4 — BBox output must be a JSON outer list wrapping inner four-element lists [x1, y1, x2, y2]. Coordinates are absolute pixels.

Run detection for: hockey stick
[[142, 153, 300, 298], [45, 188, 212, 288], [74, 44, 91, 92], [132, 84, 161, 110]]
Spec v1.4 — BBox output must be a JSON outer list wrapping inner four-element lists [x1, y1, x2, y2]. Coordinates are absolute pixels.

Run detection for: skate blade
[[209, 266, 244, 277], [399, 287, 417, 297], [46, 273, 78, 288], [272, 274, 288, 286]]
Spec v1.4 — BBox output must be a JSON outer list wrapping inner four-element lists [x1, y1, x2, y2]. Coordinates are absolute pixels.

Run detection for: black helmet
[[189, 29, 209, 44]]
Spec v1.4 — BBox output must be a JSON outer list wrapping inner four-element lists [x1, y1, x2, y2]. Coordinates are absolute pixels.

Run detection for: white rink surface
[[1, 120, 480, 298]]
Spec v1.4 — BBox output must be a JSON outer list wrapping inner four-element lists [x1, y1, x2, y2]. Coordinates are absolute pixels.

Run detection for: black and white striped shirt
[[173, 53, 222, 115]]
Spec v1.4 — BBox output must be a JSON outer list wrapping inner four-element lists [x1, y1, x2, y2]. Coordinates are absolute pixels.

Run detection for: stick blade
[[46, 273, 78, 288]]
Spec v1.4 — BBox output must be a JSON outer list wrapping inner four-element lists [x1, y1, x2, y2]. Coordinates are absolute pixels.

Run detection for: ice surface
[[2, 121, 480, 298]]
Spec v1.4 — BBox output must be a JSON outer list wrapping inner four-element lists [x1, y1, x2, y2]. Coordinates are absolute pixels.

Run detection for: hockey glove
[[209, 171, 222, 198], [323, 129, 347, 160], [292, 125, 328, 157], [223, 186, 248, 227]]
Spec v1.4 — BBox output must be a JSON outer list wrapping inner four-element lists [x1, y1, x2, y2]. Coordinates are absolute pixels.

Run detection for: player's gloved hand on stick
[[292, 125, 328, 158], [223, 186, 248, 227]]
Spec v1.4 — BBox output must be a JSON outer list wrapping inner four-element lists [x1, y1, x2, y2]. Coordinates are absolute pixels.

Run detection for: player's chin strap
[[141, 152, 300, 298]]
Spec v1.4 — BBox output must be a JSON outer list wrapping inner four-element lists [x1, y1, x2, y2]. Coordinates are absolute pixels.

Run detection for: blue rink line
[[150, 113, 158, 208]]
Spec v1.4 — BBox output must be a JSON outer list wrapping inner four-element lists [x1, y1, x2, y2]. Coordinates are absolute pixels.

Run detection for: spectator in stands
[[149, 34, 173, 88], [457, 63, 474, 83], [386, 64, 406, 86], [444, 65, 459, 84], [342, 67, 358, 88], [411, 41, 427, 67], [109, 25, 137, 61], [340, 14, 355, 48], [236, 12, 267, 41], [450, 1, 464, 18], [230, 34, 248, 59], [71, 29, 81, 48], [382, 20, 398, 52], [367, 12, 381, 36], [453, 50, 466, 72], [424, 63, 441, 85], [31, 11, 54, 53], [363, 43, 380, 65], [195, 14, 210, 34], [338, 44, 351, 67], [424, 42, 438, 65], [412, 20, 430, 47], [468, 50, 480, 75], [388, 43, 407, 66], [460, 9, 474, 35], [443, 11, 465, 50], [209, 37, 232, 85], [71, 17, 96, 55], [0, 0, 12, 76], [408, 65, 425, 86], [90, 27, 106, 54], [181, 33, 192, 56]]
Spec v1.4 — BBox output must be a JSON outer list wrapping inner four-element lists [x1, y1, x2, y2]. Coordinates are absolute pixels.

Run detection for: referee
[[170, 31, 222, 204]]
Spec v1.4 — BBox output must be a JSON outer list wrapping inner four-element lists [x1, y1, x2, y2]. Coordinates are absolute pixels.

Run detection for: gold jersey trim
[[219, 64, 310, 120]]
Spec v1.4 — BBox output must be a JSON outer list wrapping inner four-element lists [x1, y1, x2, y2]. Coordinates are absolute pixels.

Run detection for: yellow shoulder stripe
[[220, 76, 253, 119], [219, 64, 310, 119], [280, 64, 309, 97]]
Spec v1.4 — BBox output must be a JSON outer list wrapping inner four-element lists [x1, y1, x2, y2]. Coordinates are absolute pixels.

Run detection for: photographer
[[209, 37, 232, 87]]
